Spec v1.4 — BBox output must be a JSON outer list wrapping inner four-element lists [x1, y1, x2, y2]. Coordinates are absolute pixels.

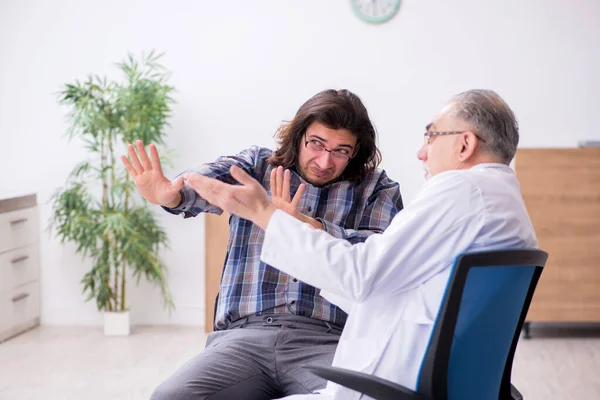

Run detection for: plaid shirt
[[164, 146, 403, 329]]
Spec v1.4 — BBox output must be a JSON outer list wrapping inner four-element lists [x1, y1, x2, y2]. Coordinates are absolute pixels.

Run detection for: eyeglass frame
[[423, 130, 487, 145], [303, 134, 355, 163]]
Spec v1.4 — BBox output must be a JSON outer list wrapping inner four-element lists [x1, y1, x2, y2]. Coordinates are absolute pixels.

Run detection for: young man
[[186, 89, 539, 400], [121, 89, 403, 399]]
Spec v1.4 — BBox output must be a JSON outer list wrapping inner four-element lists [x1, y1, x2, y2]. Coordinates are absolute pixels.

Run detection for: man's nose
[[316, 151, 335, 168], [417, 144, 427, 161]]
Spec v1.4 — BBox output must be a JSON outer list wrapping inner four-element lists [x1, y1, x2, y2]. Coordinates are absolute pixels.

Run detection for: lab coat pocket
[[401, 300, 435, 325], [338, 335, 390, 372], [334, 331, 392, 373]]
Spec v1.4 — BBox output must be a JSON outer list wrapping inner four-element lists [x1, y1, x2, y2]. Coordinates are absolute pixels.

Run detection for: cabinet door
[[516, 148, 600, 322], [0, 245, 39, 293], [0, 281, 40, 340], [0, 208, 38, 254]]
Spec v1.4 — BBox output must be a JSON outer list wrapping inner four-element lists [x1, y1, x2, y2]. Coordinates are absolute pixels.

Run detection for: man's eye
[[310, 140, 324, 148], [335, 149, 350, 155]]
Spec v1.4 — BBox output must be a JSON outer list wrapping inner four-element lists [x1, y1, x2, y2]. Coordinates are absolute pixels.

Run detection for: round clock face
[[350, 0, 401, 24]]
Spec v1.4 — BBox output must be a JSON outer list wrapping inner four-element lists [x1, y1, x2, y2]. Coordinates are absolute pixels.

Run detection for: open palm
[[270, 166, 306, 219], [121, 140, 184, 206]]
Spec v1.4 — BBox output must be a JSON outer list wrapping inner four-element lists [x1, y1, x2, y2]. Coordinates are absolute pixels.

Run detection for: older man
[[185, 89, 538, 400]]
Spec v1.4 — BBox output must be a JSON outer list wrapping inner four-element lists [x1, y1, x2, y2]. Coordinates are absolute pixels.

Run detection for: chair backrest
[[417, 249, 548, 400]]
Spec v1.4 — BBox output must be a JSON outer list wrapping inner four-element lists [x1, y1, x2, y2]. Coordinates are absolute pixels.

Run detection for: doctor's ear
[[458, 132, 478, 161]]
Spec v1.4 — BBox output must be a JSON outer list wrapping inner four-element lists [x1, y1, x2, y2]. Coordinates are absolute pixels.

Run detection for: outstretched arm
[[187, 166, 484, 302]]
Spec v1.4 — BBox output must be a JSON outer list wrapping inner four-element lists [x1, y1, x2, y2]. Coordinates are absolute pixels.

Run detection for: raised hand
[[270, 166, 306, 220], [270, 167, 322, 230], [120, 140, 184, 207]]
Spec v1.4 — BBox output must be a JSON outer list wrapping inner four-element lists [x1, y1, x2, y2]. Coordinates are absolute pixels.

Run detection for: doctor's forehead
[[428, 103, 457, 128]]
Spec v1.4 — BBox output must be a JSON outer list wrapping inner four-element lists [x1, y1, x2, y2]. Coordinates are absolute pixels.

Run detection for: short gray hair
[[448, 89, 519, 164]]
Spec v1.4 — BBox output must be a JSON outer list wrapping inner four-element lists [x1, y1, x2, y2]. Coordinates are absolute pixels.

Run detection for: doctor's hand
[[121, 140, 184, 208], [270, 167, 323, 230], [185, 165, 276, 230]]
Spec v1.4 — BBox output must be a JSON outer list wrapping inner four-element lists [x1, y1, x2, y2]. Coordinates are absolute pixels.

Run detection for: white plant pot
[[103, 310, 131, 336]]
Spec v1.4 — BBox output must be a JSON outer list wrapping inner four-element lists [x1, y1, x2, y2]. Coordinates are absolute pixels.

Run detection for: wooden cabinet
[[515, 148, 600, 324], [204, 212, 230, 332], [0, 194, 41, 342]]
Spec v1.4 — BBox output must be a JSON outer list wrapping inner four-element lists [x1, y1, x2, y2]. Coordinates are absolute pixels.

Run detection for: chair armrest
[[304, 365, 429, 400], [511, 383, 523, 400]]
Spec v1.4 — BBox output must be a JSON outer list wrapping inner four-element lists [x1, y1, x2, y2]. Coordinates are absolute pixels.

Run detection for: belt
[[226, 314, 344, 335]]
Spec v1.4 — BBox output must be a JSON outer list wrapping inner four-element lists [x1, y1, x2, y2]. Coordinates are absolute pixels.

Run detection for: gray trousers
[[150, 315, 342, 400]]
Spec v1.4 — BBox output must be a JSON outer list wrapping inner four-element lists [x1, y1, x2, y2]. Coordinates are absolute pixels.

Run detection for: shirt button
[[293, 278, 298, 282], [266, 317, 274, 324], [291, 301, 296, 305], [307, 206, 312, 212]]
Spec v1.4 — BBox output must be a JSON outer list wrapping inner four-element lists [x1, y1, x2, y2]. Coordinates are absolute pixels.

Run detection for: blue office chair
[[305, 248, 548, 400]]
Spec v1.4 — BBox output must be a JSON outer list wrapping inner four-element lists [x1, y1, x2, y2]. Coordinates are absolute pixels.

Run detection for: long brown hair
[[267, 89, 382, 182]]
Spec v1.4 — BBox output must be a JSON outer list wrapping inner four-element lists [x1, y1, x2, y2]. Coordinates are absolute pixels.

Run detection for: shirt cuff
[[316, 218, 347, 239], [161, 186, 199, 218]]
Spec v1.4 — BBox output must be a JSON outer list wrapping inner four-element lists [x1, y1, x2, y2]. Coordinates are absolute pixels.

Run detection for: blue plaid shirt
[[164, 146, 403, 329]]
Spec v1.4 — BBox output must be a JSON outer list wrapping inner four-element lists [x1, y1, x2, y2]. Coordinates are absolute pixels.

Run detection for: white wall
[[1, 0, 599, 326]]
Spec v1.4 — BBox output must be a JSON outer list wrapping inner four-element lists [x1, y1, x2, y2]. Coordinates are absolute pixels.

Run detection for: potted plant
[[49, 51, 176, 336]]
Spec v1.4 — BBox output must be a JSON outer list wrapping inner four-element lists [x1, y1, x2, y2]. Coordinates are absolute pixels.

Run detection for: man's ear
[[458, 132, 478, 162]]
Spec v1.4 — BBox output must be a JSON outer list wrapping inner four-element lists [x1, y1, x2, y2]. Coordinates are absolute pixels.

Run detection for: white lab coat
[[261, 164, 538, 400]]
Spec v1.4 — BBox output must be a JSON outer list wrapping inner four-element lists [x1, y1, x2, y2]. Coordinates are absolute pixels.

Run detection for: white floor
[[0, 326, 205, 400], [0, 324, 599, 400]]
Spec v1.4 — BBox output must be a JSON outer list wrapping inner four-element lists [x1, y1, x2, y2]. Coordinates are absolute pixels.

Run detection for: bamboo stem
[[121, 256, 126, 312], [108, 130, 120, 311], [101, 132, 114, 312], [113, 235, 119, 311], [121, 173, 130, 311]]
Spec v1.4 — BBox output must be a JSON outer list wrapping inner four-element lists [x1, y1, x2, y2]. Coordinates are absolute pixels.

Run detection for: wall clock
[[350, 0, 401, 24]]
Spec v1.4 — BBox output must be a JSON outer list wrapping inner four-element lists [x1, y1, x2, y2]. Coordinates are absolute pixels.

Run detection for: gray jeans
[[150, 315, 342, 400]]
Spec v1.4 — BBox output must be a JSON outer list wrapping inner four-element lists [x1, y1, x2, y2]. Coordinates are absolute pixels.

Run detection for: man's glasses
[[424, 131, 487, 145], [304, 135, 353, 163]]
